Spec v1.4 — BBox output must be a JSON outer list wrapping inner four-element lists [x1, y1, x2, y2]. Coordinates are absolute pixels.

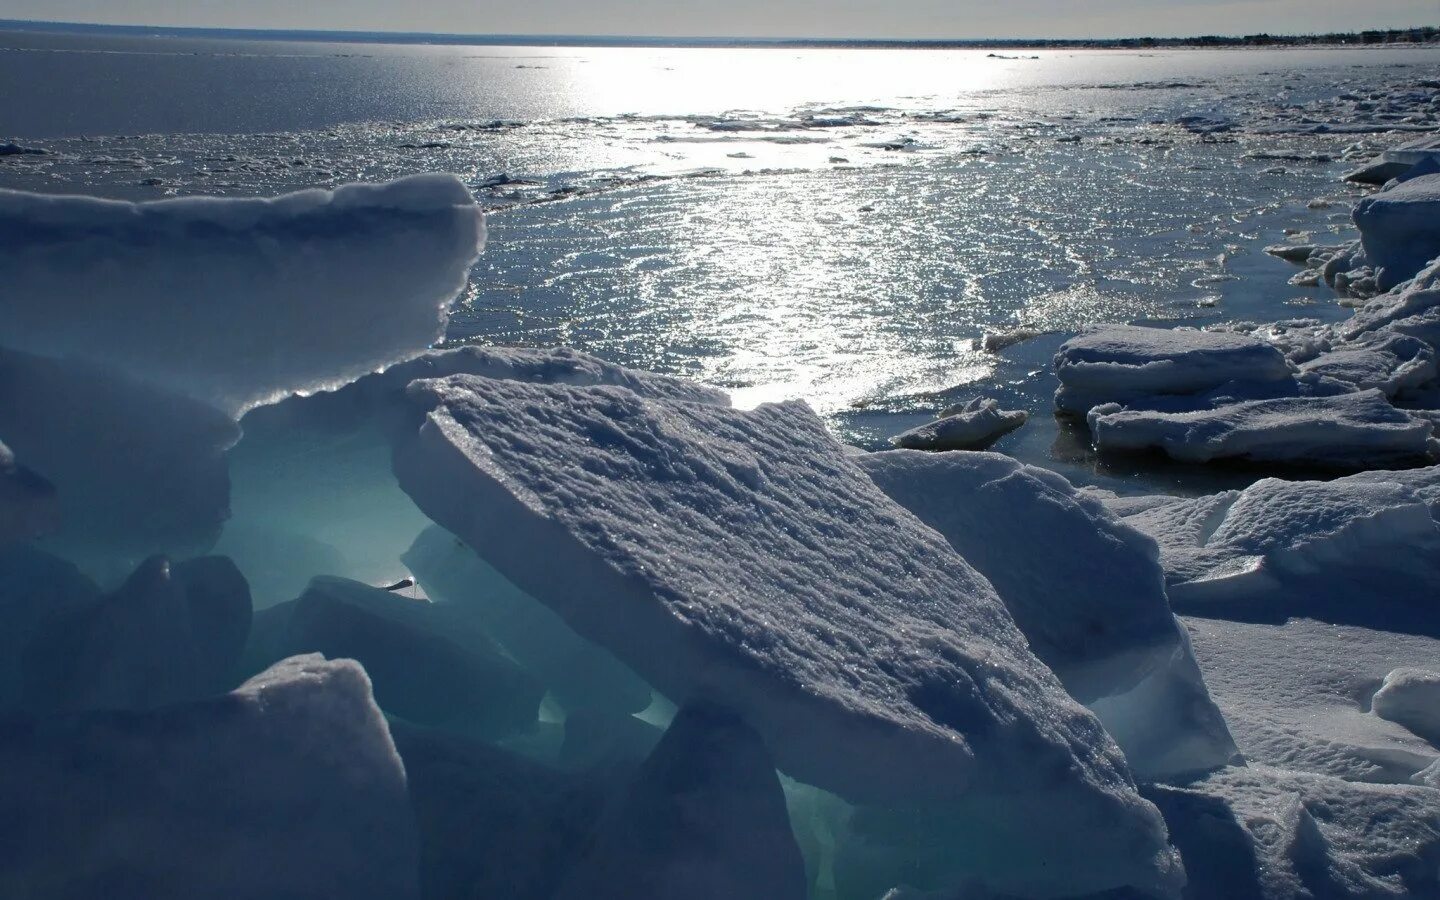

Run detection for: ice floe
[[887, 398, 1027, 450]]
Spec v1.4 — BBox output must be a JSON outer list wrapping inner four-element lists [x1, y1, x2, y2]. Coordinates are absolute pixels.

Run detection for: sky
[[0, 0, 1434, 40]]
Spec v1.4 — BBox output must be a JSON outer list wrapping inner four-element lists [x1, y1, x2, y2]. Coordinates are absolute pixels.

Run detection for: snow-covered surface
[[1372, 668, 1440, 746], [1087, 389, 1438, 467], [394, 374, 1182, 897], [1354, 172, 1440, 293], [0, 653, 419, 899], [0, 175, 484, 414], [1054, 324, 1292, 414], [887, 398, 1027, 450]]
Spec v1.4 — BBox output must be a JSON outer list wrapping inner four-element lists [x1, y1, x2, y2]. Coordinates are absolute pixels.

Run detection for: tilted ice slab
[[1053, 324, 1293, 415], [224, 345, 727, 605], [0, 174, 484, 415], [857, 450, 1236, 779], [1108, 470, 1440, 613], [1354, 172, 1440, 293], [1087, 389, 1438, 467], [0, 654, 418, 899], [393, 375, 1182, 897], [887, 398, 1027, 451], [1149, 763, 1440, 899], [1184, 617, 1440, 784]]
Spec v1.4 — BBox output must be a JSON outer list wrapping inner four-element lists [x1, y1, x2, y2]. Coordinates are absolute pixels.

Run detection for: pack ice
[[393, 375, 1183, 897]]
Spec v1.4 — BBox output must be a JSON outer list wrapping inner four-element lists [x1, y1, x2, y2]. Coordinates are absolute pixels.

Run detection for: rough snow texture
[[1053, 324, 1292, 414], [1110, 471, 1440, 614], [887, 398, 1027, 450], [553, 703, 808, 900], [0, 175, 484, 414], [394, 375, 1181, 898], [1184, 617, 1440, 784], [1354, 172, 1440, 292], [1148, 764, 1440, 899], [0, 654, 419, 900], [0, 347, 239, 580], [1087, 389, 1438, 467], [223, 345, 726, 606]]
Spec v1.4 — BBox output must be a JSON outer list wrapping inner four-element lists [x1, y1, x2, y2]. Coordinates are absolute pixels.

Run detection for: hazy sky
[[0, 0, 1435, 39]]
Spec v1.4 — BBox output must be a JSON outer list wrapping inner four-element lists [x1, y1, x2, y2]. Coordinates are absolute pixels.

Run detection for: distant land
[[0, 18, 1436, 50]]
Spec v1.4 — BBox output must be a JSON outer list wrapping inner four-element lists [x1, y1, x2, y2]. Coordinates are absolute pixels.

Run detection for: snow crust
[[0, 653, 419, 899], [394, 374, 1182, 897], [0, 175, 484, 415]]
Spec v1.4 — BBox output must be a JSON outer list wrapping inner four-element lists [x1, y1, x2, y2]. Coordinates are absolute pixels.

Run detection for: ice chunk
[[858, 449, 1234, 778], [1372, 668, 1440, 745], [0, 545, 99, 710], [1185, 617, 1440, 783], [21, 555, 253, 712], [1054, 324, 1293, 415], [0, 439, 57, 545], [887, 398, 1027, 450], [0, 654, 419, 899], [402, 525, 652, 715], [274, 576, 544, 736], [1087, 389, 1438, 467], [1354, 172, 1440, 292], [394, 375, 1181, 897], [1148, 764, 1440, 899], [0, 175, 484, 415], [1296, 331, 1436, 398], [0, 347, 238, 581], [224, 345, 726, 606], [553, 703, 808, 900], [1341, 256, 1440, 343]]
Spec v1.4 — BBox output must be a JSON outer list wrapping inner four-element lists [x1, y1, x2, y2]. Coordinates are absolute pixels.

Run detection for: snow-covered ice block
[[0, 347, 239, 581], [1185, 617, 1440, 783], [553, 703, 808, 900], [887, 398, 1027, 450], [1147, 764, 1440, 899], [402, 525, 652, 715], [1341, 257, 1440, 343], [0, 654, 419, 900], [1114, 473, 1440, 613], [391, 721, 608, 900], [858, 450, 1236, 778], [1054, 324, 1293, 414], [275, 575, 544, 735], [224, 346, 726, 606], [1354, 172, 1440, 292], [22, 555, 253, 713], [0, 175, 484, 415], [855, 450, 1177, 701], [1372, 669, 1440, 745], [1087, 389, 1438, 467], [0, 439, 57, 545], [394, 376, 1181, 897], [1296, 331, 1436, 398]]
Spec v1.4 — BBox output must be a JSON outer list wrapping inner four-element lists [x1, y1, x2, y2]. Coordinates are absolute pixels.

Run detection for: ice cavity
[[0, 174, 484, 415], [0, 654, 419, 899], [392, 374, 1182, 898]]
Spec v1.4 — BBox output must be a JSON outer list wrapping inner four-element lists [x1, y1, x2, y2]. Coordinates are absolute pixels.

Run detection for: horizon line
[[1, 17, 1437, 48]]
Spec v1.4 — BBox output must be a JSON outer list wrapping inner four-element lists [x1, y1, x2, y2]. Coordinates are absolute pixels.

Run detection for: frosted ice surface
[[0, 175, 484, 415], [0, 653, 419, 900], [887, 398, 1027, 450], [1054, 324, 1292, 414], [1087, 389, 1438, 467], [394, 374, 1182, 897]]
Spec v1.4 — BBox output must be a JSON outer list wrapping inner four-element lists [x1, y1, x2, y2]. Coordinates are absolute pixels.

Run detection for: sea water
[[5, 28, 1437, 493]]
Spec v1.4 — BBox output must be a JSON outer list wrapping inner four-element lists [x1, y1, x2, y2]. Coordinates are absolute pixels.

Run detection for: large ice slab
[[1184, 617, 1440, 784], [394, 375, 1181, 897], [0, 175, 484, 414], [1354, 172, 1440, 293], [1087, 389, 1438, 467], [1054, 324, 1293, 414], [1148, 764, 1440, 899], [0, 654, 419, 899]]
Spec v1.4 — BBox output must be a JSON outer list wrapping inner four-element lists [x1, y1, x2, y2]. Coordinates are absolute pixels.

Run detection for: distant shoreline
[[0, 18, 1436, 51]]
